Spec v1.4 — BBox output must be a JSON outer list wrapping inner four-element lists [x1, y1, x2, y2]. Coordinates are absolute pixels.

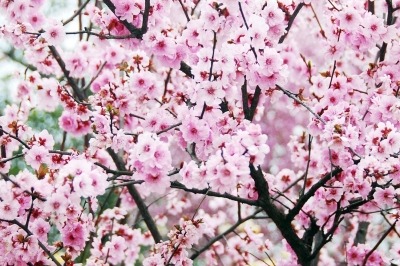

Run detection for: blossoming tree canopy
[[1, 0, 400, 265]]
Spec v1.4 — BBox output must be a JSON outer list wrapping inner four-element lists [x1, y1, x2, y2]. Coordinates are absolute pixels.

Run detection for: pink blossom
[[61, 222, 86, 250], [115, 0, 140, 22], [59, 111, 79, 133], [0, 199, 19, 220], [25, 145, 50, 169], [42, 21, 65, 46], [31, 218, 50, 242], [181, 116, 210, 143]]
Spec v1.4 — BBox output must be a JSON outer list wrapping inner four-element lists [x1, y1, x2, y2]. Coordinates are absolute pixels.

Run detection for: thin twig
[[190, 209, 264, 260], [63, 0, 91, 26], [361, 219, 397, 266], [170, 181, 259, 206], [48, 46, 86, 102], [106, 148, 163, 243], [276, 85, 326, 124], [84, 61, 107, 91], [178, 0, 191, 22], [156, 122, 182, 135]]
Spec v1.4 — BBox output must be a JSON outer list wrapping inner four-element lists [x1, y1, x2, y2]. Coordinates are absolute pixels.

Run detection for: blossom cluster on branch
[[1, 0, 400, 265]]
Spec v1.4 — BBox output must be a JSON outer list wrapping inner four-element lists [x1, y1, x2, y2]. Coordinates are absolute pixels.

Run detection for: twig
[[276, 85, 326, 124], [170, 181, 259, 206], [0, 153, 25, 164], [300, 135, 313, 197], [63, 0, 91, 26], [309, 4, 327, 39], [279, 3, 305, 43], [178, 0, 191, 22], [106, 148, 163, 243], [286, 167, 342, 221], [361, 220, 397, 266], [190, 209, 264, 259], [48, 46, 86, 102], [208, 31, 217, 81], [0, 127, 30, 149], [156, 122, 182, 135], [238, 2, 258, 60], [328, 60, 337, 89], [106, 179, 144, 189], [84, 61, 107, 91]]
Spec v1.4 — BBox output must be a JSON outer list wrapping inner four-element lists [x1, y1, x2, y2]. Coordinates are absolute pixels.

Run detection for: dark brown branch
[[0, 127, 30, 149], [48, 46, 86, 102], [94, 162, 133, 176], [179, 61, 194, 78], [170, 181, 259, 206], [241, 78, 250, 119], [106, 148, 162, 243], [368, 0, 375, 14], [178, 0, 190, 22], [0, 153, 24, 164], [156, 122, 182, 135], [286, 167, 342, 221], [279, 3, 305, 44], [379, 0, 395, 62], [141, 0, 151, 34], [248, 85, 261, 121], [102, 0, 143, 38], [249, 164, 312, 265]]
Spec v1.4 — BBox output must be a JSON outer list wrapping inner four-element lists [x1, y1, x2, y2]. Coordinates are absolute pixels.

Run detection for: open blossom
[[0, 199, 19, 220], [42, 21, 65, 46], [181, 116, 210, 143], [61, 222, 87, 250], [25, 145, 50, 169], [114, 0, 140, 22], [3, 0, 400, 265]]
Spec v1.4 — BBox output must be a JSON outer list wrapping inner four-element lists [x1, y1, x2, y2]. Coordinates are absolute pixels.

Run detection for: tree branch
[[48, 46, 86, 102], [62, 0, 91, 26], [279, 3, 305, 44], [1, 219, 61, 266], [170, 181, 259, 206], [361, 220, 397, 266], [286, 167, 342, 221], [250, 164, 312, 265], [190, 209, 264, 260], [106, 148, 163, 243]]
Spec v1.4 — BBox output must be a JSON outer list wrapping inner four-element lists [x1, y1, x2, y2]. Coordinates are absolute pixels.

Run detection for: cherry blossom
[[1, 0, 400, 265]]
